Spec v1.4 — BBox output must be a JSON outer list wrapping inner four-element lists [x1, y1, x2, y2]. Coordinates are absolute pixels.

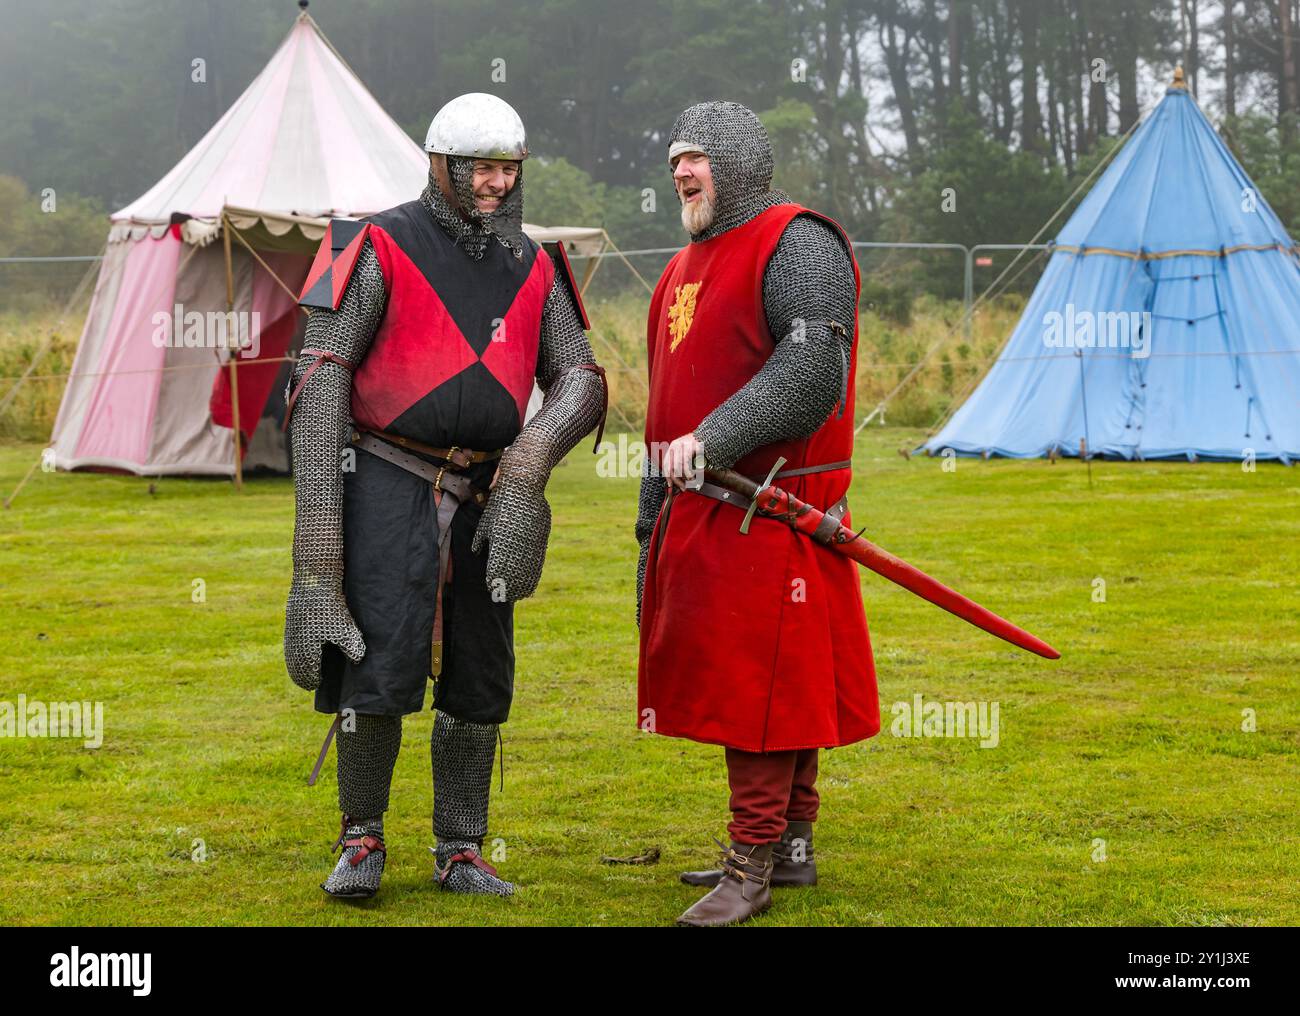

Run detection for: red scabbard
[[701, 465, 1061, 661]]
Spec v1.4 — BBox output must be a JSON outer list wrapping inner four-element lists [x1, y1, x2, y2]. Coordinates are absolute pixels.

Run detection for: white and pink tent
[[51, 8, 605, 477]]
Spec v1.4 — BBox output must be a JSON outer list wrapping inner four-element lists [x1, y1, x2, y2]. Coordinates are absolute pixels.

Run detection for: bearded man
[[636, 101, 880, 927], [285, 93, 605, 900]]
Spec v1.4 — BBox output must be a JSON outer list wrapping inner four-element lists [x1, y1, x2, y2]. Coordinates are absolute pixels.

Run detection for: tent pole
[[222, 212, 243, 492], [2, 450, 45, 510], [225, 215, 301, 303], [579, 237, 604, 296], [1076, 349, 1093, 490]]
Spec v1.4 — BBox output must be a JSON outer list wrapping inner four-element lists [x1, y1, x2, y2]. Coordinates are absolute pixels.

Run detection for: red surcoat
[[638, 204, 880, 752]]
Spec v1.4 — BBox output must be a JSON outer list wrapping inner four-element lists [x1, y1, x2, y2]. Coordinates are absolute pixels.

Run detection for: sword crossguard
[[739, 456, 786, 535]]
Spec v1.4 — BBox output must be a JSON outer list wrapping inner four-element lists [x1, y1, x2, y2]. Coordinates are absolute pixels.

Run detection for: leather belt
[[357, 427, 502, 468], [351, 430, 492, 507], [691, 458, 851, 545], [351, 430, 498, 679], [767, 459, 850, 479]]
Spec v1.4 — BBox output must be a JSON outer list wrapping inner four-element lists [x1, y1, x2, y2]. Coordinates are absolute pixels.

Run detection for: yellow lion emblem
[[667, 281, 702, 352]]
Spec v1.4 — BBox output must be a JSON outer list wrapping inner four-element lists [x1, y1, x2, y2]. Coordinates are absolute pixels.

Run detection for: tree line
[[2, 0, 1299, 259]]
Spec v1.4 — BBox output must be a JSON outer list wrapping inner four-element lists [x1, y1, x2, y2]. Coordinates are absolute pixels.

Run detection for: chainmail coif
[[668, 100, 790, 243], [430, 712, 514, 896], [422, 157, 526, 261]]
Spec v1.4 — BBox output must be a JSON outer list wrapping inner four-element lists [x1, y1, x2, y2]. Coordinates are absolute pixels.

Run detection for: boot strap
[[343, 835, 385, 866], [435, 848, 499, 884], [713, 836, 773, 883], [334, 814, 385, 865]]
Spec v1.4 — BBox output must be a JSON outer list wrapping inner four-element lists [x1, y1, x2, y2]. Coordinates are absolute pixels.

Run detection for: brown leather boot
[[676, 839, 775, 927], [680, 821, 816, 889]]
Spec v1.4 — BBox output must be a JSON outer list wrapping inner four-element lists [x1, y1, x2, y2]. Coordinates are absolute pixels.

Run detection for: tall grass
[[0, 294, 1027, 441], [0, 307, 79, 441], [581, 291, 1025, 434]]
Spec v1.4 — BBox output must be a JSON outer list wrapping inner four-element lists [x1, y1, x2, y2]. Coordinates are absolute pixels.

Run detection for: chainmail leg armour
[[635, 102, 858, 620], [635, 462, 665, 626], [338, 714, 404, 816], [430, 711, 514, 895], [321, 713, 403, 897]]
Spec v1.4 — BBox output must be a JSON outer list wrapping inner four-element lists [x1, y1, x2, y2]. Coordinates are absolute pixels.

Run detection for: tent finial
[[1171, 65, 1186, 90], [298, 0, 309, 10]]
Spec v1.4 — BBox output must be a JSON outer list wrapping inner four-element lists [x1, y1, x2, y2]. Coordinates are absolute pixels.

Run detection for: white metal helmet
[[424, 92, 528, 160]]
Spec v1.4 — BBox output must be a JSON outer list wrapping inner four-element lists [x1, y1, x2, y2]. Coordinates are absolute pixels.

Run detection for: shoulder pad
[[542, 240, 591, 330], [299, 219, 372, 310]]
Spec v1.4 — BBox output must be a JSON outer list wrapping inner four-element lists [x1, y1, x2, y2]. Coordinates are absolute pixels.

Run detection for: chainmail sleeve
[[283, 240, 386, 689], [518, 272, 606, 470], [470, 268, 605, 601], [635, 463, 667, 625], [692, 215, 856, 469]]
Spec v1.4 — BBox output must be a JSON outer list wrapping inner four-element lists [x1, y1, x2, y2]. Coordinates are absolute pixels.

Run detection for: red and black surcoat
[[316, 200, 555, 722]]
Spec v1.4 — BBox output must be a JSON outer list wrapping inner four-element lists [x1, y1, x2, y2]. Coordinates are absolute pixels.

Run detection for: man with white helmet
[[284, 93, 606, 899]]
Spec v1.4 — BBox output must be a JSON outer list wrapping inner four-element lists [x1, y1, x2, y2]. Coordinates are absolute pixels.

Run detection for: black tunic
[[316, 200, 553, 722]]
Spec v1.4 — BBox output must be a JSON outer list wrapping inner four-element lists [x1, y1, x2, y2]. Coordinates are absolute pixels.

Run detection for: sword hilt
[[697, 456, 786, 535]]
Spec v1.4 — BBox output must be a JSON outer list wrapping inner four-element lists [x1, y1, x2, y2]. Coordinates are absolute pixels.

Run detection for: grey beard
[[681, 189, 716, 236]]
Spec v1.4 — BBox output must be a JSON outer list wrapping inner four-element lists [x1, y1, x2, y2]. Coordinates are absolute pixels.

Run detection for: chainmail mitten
[[471, 272, 604, 602], [668, 101, 791, 243], [430, 712, 514, 896], [321, 815, 386, 898], [694, 215, 856, 468], [283, 241, 386, 690], [422, 160, 526, 261], [635, 460, 667, 626]]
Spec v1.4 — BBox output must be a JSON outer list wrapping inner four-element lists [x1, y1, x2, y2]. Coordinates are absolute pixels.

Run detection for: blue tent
[[924, 76, 1300, 463]]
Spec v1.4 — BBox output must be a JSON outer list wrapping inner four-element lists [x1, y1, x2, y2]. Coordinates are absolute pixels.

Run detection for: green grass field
[[0, 430, 1296, 926]]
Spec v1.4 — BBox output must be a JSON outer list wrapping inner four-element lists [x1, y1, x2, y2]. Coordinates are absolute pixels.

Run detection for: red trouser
[[725, 747, 820, 845]]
